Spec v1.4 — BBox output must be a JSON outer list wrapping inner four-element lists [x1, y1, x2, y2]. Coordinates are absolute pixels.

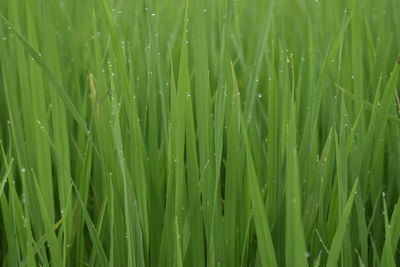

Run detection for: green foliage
[[0, 0, 399, 266]]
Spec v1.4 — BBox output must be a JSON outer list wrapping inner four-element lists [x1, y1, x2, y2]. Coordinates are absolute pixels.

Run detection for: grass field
[[1, 0, 400, 266]]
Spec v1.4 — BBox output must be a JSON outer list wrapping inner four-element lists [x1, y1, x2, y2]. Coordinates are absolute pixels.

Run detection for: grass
[[0, 0, 400, 266]]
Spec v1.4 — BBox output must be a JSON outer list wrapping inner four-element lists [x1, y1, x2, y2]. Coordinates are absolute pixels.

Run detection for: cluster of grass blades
[[1, 0, 400, 266]]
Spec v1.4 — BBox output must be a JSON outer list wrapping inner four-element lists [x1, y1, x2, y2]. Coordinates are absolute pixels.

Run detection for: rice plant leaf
[[0, 158, 13, 198], [326, 179, 359, 267]]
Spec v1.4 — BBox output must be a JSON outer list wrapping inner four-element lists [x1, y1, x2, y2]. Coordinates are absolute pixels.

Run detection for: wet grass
[[0, 0, 400, 266]]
